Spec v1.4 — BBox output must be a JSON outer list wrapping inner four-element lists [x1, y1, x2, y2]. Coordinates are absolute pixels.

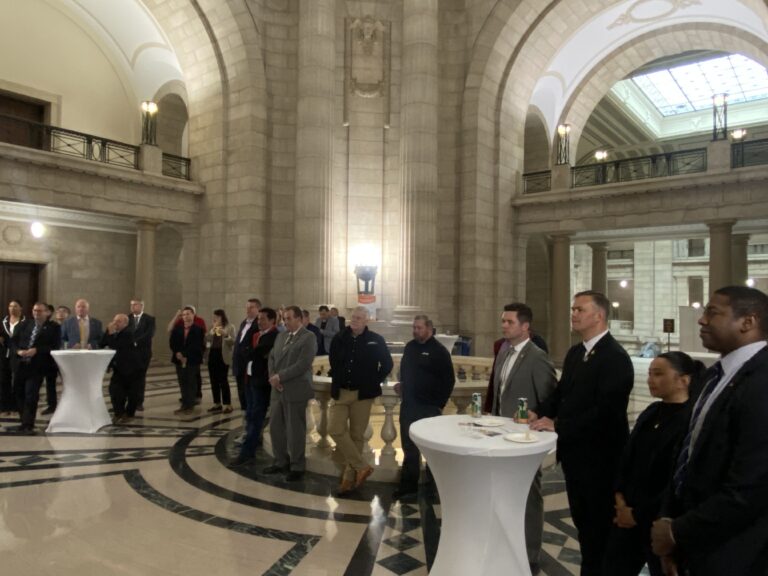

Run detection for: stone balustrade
[[262, 355, 494, 482]]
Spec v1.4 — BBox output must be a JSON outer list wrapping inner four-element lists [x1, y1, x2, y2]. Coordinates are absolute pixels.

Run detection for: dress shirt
[[499, 337, 529, 397], [239, 318, 255, 342], [689, 340, 766, 448], [582, 329, 609, 359]]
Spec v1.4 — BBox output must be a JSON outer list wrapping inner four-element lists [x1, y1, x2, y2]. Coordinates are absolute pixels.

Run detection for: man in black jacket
[[101, 313, 142, 423], [531, 290, 634, 576], [329, 306, 393, 495], [652, 286, 768, 576], [12, 302, 60, 432], [169, 307, 205, 415], [393, 315, 455, 500], [229, 307, 279, 466], [232, 298, 261, 410], [128, 299, 155, 412]]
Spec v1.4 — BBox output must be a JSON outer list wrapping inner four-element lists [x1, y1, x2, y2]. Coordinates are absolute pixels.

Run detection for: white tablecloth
[[434, 334, 459, 353], [46, 350, 115, 433], [410, 414, 557, 576]]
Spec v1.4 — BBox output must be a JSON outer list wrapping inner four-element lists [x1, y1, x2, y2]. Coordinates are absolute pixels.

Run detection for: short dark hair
[[260, 307, 277, 322], [46, 304, 55, 314], [301, 309, 310, 319], [213, 308, 229, 326], [57, 305, 70, 314], [503, 303, 533, 325], [413, 314, 434, 329], [318, 305, 329, 312], [182, 306, 196, 314], [714, 286, 768, 337], [284, 305, 302, 320], [574, 290, 611, 319], [248, 298, 262, 308]]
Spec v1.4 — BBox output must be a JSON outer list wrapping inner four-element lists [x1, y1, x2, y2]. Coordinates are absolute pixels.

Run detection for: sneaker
[[208, 404, 222, 413]]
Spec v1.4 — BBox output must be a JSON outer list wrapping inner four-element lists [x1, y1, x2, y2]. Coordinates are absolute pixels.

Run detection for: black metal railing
[[572, 148, 707, 188], [0, 113, 192, 178], [162, 153, 191, 180], [732, 137, 768, 169], [522, 170, 551, 194]]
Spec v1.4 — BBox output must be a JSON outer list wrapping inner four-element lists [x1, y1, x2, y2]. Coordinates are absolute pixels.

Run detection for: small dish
[[504, 432, 538, 443], [477, 418, 505, 427]]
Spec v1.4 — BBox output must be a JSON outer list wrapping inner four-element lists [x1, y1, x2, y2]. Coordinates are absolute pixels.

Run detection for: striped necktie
[[672, 361, 724, 496]]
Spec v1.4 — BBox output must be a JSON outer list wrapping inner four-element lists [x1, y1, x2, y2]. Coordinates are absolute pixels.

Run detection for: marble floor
[[0, 366, 655, 576]]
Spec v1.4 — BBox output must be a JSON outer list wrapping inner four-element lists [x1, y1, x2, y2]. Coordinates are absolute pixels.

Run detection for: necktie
[[672, 361, 724, 496], [79, 318, 87, 347], [30, 323, 40, 346], [285, 333, 294, 347], [499, 347, 517, 398]]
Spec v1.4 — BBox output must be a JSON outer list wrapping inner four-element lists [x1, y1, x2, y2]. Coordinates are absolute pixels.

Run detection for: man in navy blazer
[[652, 286, 768, 576], [532, 290, 634, 576], [60, 299, 103, 349]]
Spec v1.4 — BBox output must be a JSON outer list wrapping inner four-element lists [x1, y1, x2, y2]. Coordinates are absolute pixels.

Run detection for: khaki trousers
[[328, 388, 374, 472]]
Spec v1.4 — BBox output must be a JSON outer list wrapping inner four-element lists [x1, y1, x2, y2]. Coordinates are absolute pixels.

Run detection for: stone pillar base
[[391, 305, 423, 325]]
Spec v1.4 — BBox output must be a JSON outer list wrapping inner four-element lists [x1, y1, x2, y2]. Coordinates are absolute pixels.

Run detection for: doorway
[[0, 262, 40, 317]]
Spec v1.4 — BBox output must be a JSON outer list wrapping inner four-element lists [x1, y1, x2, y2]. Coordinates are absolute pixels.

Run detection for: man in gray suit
[[491, 302, 556, 575], [263, 305, 317, 481]]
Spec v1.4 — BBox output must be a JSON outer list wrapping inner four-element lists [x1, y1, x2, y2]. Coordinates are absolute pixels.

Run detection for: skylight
[[632, 54, 768, 117]]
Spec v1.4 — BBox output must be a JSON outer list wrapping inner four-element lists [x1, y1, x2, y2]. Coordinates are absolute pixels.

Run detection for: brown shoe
[[337, 476, 355, 496], [354, 465, 374, 488]]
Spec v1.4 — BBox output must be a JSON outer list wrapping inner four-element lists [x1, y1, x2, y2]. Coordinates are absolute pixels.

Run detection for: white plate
[[477, 418, 505, 427], [504, 432, 538, 443]]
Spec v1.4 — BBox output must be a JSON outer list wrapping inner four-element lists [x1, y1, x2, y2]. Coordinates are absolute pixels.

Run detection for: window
[[687, 239, 706, 258], [688, 277, 704, 307], [607, 249, 634, 260]]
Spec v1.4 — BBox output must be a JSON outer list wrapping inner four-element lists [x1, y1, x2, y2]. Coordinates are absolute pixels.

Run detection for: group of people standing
[[0, 298, 155, 430]]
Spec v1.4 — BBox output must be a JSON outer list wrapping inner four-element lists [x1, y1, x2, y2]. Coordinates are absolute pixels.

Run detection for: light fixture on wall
[[594, 150, 608, 162], [30, 221, 46, 238], [731, 128, 747, 140], [619, 279, 628, 288], [746, 278, 755, 287], [141, 100, 159, 145], [691, 301, 701, 309], [712, 93, 728, 141], [556, 123, 571, 165]]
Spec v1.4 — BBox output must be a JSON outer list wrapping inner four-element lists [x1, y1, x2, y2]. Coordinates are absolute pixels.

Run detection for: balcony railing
[[0, 113, 192, 178], [162, 153, 191, 180], [732, 137, 768, 169], [522, 170, 552, 194], [572, 148, 707, 188]]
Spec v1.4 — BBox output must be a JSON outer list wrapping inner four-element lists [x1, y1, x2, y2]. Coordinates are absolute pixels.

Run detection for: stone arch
[[523, 106, 550, 173], [556, 24, 768, 161]]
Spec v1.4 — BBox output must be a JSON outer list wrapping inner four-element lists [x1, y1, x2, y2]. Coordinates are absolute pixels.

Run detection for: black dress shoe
[[227, 455, 253, 468], [262, 464, 289, 475], [285, 470, 304, 482], [41, 407, 55, 415], [392, 486, 418, 500]]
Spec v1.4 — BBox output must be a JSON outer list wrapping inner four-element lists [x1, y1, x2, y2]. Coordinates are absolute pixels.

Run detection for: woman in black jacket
[[602, 351, 705, 576]]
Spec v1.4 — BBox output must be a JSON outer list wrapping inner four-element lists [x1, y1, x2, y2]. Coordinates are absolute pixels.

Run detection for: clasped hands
[[269, 373, 283, 391]]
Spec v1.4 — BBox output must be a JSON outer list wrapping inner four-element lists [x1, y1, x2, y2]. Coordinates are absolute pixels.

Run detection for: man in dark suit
[[331, 307, 345, 333], [128, 299, 155, 412], [229, 307, 280, 466], [652, 286, 768, 576], [40, 303, 61, 415], [12, 302, 60, 432], [169, 307, 205, 415], [531, 290, 634, 576], [232, 298, 261, 411], [60, 298, 103, 349], [492, 303, 556, 574], [264, 305, 316, 481], [101, 313, 142, 423]]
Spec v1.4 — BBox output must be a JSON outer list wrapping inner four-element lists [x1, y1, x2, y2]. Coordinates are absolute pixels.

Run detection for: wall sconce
[[594, 150, 608, 162], [141, 100, 159, 145], [730, 128, 747, 140], [712, 93, 728, 141], [30, 221, 46, 238], [556, 123, 571, 165]]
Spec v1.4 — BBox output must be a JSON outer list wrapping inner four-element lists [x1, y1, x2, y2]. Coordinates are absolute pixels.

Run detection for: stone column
[[392, 0, 439, 323], [731, 234, 750, 287], [708, 221, 735, 292], [549, 235, 571, 365], [134, 220, 158, 313], [589, 242, 607, 293], [293, 0, 335, 307]]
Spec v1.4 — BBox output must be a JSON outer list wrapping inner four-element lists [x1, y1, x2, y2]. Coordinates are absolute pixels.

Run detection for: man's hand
[[175, 352, 184, 361], [269, 374, 283, 391], [530, 416, 555, 431], [17, 348, 37, 358], [660, 555, 679, 576], [393, 382, 401, 396], [651, 518, 676, 557]]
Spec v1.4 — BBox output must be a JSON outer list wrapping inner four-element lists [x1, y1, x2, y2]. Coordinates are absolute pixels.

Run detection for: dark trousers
[[399, 402, 442, 490], [240, 383, 271, 458], [234, 367, 247, 410], [561, 456, 616, 576], [13, 369, 42, 428], [207, 348, 231, 405], [137, 351, 151, 405], [603, 524, 663, 576], [109, 371, 139, 417], [44, 369, 58, 409], [0, 357, 14, 411], [176, 364, 199, 409]]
